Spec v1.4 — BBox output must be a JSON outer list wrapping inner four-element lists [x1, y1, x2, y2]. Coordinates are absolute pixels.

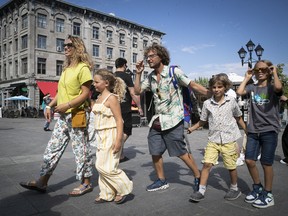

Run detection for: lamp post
[[237, 40, 264, 122], [237, 39, 264, 68]]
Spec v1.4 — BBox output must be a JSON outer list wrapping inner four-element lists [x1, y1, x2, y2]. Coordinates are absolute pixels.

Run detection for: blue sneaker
[[245, 184, 263, 203], [146, 179, 169, 192], [194, 177, 200, 192], [252, 191, 274, 208]]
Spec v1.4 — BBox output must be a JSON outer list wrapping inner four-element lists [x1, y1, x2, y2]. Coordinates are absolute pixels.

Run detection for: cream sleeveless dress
[[92, 93, 133, 201]]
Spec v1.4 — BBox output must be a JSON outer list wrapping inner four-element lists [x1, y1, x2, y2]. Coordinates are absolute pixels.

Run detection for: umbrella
[[4, 95, 31, 100]]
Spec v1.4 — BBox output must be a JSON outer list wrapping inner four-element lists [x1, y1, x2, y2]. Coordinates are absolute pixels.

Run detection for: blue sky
[[1, 0, 288, 80]]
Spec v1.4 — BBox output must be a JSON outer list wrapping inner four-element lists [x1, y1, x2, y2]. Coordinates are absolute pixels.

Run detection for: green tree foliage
[[194, 77, 209, 88], [277, 63, 288, 95]]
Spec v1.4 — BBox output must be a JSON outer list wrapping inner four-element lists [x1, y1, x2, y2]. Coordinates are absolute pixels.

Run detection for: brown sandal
[[69, 183, 93, 197], [114, 195, 128, 204], [94, 197, 111, 204]]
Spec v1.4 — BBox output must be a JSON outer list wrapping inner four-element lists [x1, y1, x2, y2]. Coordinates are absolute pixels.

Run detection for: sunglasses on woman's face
[[253, 67, 269, 73], [63, 43, 74, 48]]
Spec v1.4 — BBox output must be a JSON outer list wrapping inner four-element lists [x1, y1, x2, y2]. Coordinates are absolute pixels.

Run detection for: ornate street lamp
[[237, 39, 264, 67]]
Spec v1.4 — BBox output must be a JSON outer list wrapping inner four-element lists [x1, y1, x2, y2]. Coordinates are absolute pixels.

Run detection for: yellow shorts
[[203, 141, 238, 170]]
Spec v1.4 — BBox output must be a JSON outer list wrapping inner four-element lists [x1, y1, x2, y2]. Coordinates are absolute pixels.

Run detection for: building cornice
[[0, 0, 165, 37]]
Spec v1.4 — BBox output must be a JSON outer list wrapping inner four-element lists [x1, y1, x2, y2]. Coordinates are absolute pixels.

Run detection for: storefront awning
[[36, 81, 58, 98]]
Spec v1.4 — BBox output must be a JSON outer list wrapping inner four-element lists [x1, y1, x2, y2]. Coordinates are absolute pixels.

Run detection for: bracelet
[[68, 102, 72, 108], [46, 106, 51, 109]]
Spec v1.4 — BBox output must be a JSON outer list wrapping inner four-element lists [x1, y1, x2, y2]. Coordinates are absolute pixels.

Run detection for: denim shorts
[[147, 121, 188, 157], [245, 131, 278, 165]]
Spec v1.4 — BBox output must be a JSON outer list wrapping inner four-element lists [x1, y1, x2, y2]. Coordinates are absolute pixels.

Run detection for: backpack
[[169, 65, 200, 124]]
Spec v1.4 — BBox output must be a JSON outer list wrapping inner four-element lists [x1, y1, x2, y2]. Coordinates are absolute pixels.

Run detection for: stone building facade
[[0, 0, 165, 109]]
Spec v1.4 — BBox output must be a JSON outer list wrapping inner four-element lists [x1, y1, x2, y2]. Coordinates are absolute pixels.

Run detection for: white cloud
[[181, 44, 215, 54]]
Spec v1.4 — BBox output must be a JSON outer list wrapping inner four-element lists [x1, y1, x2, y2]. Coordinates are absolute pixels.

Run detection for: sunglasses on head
[[63, 43, 74, 48]]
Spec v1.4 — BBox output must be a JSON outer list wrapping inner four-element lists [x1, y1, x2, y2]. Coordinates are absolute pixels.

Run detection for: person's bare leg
[[152, 155, 165, 179], [120, 133, 129, 160], [262, 164, 273, 191], [246, 159, 261, 184], [179, 153, 200, 178]]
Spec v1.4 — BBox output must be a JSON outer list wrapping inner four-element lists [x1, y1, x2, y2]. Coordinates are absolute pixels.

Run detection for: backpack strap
[[147, 71, 155, 111], [169, 65, 178, 90]]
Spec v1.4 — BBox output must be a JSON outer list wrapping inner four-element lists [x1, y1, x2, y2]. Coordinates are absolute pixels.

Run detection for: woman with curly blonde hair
[[20, 35, 94, 197], [92, 69, 133, 204]]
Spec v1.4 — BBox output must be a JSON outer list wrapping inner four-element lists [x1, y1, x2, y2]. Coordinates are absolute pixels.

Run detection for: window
[[133, 37, 138, 48], [132, 70, 136, 81], [15, 60, 18, 77], [92, 26, 99, 39], [9, 41, 12, 55], [56, 18, 64, 32], [3, 44, 7, 56], [92, 44, 99, 57], [56, 38, 64, 52], [37, 13, 47, 28], [22, 14, 28, 29], [106, 30, 112, 42], [14, 21, 18, 34], [56, 60, 63, 76], [120, 50, 125, 58], [106, 47, 113, 59], [15, 39, 18, 52], [73, 22, 81, 36], [7, 25, 11, 37], [107, 66, 113, 72], [37, 58, 46, 74], [37, 35, 47, 49], [3, 64, 6, 80], [119, 33, 125, 45], [21, 57, 28, 75], [21, 35, 28, 49], [93, 64, 100, 75], [133, 53, 137, 63], [3, 25, 7, 38], [143, 39, 148, 48]]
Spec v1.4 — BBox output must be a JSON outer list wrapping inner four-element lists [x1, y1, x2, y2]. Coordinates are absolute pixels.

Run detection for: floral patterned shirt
[[141, 65, 191, 130], [200, 96, 242, 144]]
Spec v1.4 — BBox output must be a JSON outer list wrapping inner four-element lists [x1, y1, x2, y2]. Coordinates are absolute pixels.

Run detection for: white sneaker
[[236, 158, 244, 166], [280, 159, 288, 165], [239, 153, 245, 161], [252, 191, 274, 209]]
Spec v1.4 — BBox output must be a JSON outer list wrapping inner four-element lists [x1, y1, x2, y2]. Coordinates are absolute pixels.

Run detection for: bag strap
[[169, 65, 179, 90]]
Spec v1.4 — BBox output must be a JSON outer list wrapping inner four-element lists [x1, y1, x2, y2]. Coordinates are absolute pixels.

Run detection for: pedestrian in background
[[20, 35, 93, 197], [114, 57, 143, 163], [237, 60, 282, 208], [43, 93, 52, 131], [279, 95, 288, 165], [87, 85, 99, 149], [92, 69, 133, 204], [188, 73, 246, 202], [134, 43, 209, 192]]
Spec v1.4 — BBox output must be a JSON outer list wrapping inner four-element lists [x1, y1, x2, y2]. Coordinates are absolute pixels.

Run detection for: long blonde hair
[[63, 35, 93, 70], [95, 69, 126, 102]]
